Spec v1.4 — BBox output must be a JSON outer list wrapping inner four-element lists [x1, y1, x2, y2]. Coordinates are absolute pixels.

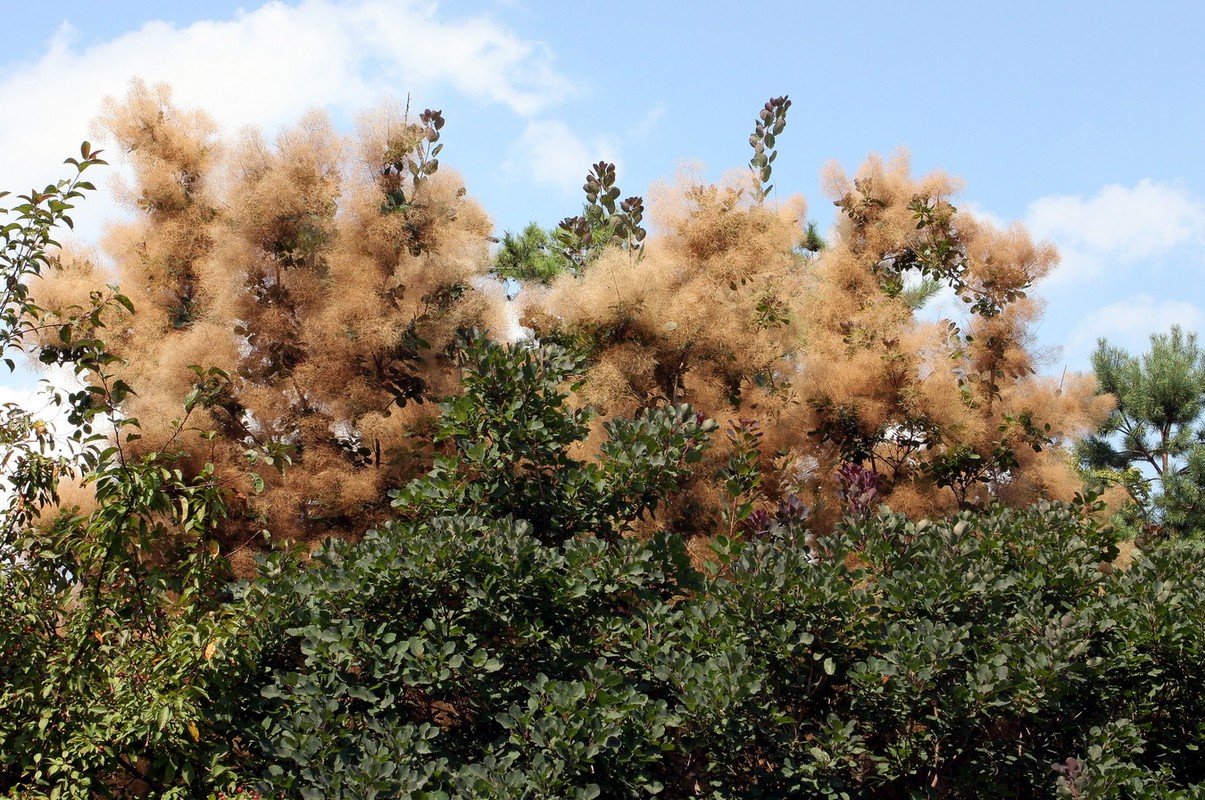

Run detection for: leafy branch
[[556, 161, 647, 270], [749, 95, 791, 201]]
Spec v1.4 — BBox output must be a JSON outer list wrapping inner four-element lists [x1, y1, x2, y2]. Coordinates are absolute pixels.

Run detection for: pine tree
[[492, 222, 567, 286], [1079, 325, 1205, 536]]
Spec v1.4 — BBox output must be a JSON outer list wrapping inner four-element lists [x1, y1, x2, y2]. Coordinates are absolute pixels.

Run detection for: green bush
[[227, 499, 1205, 798], [222, 503, 1204, 799], [391, 331, 716, 544], [217, 336, 1205, 798]]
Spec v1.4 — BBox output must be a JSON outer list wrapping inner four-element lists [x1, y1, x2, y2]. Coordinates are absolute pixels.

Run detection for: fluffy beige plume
[[29, 82, 501, 555], [527, 150, 1109, 534]]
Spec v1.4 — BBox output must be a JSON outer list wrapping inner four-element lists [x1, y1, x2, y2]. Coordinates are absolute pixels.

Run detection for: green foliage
[[6, 139, 1205, 800], [7, 278, 1205, 796], [223, 496, 1205, 798], [379, 107, 444, 217], [1, 142, 110, 535], [1162, 447, 1205, 535], [0, 328, 273, 796], [1080, 326, 1205, 536], [391, 332, 716, 543], [748, 95, 791, 201], [241, 519, 696, 798], [719, 418, 764, 536], [1, 143, 105, 360], [492, 222, 568, 286], [556, 161, 646, 270], [1, 483, 248, 797], [899, 275, 943, 310], [799, 220, 826, 255], [0, 150, 274, 798]]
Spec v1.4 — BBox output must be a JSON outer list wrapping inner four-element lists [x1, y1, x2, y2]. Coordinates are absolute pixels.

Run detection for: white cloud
[[1067, 294, 1205, 362], [627, 103, 666, 140], [0, 383, 66, 426], [1026, 180, 1205, 287], [0, 0, 574, 238], [507, 119, 621, 196], [0, 383, 42, 414]]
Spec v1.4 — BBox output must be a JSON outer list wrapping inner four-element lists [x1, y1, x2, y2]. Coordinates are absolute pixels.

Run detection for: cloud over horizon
[[1028, 179, 1205, 287], [1067, 294, 1205, 360], [0, 0, 574, 237]]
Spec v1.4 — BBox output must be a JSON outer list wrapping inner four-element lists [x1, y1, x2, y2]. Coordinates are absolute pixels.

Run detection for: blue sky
[[2, 0, 1204, 403]]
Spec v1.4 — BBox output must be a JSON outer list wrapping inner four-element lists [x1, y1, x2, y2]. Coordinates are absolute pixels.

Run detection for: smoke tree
[[31, 89, 1115, 548], [6, 96, 1205, 800], [521, 145, 1112, 532], [30, 82, 506, 556]]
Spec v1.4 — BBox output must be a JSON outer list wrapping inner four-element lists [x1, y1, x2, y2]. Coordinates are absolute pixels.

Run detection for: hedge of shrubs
[[207, 502, 1201, 799]]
